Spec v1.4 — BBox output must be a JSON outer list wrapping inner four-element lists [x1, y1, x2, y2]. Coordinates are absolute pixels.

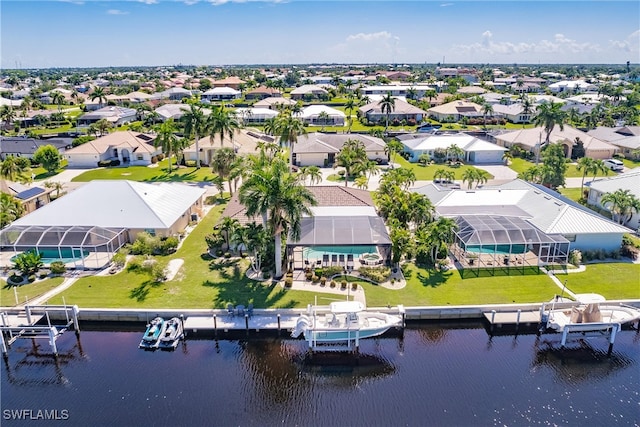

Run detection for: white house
[[398, 133, 507, 164], [234, 107, 278, 124], [299, 105, 346, 127], [64, 131, 159, 168], [77, 106, 137, 127], [587, 168, 640, 231], [201, 87, 241, 102]]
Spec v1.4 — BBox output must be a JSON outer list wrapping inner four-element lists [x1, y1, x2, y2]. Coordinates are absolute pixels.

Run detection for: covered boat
[[158, 317, 184, 350], [291, 301, 403, 351]]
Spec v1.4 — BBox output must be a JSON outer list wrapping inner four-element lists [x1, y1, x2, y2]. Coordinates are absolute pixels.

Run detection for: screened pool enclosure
[[0, 225, 128, 269], [451, 215, 570, 277]]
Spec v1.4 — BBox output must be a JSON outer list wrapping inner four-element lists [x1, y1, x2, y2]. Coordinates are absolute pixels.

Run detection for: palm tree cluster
[[238, 153, 317, 278], [601, 189, 640, 226], [461, 168, 490, 189], [576, 157, 609, 200], [375, 167, 458, 268], [518, 143, 567, 189]]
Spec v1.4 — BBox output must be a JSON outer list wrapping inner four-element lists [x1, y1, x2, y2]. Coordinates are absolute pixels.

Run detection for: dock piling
[[213, 314, 217, 336], [25, 306, 32, 325], [179, 314, 185, 340], [277, 314, 281, 334], [72, 305, 80, 333], [244, 314, 249, 333]]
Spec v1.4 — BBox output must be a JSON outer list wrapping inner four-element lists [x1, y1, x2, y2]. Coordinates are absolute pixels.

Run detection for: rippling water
[[2, 322, 639, 426]]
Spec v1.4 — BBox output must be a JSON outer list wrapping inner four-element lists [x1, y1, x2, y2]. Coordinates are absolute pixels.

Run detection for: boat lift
[[0, 304, 80, 357]]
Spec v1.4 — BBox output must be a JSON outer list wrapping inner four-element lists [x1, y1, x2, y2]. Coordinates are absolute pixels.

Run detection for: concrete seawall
[[12, 300, 638, 323]]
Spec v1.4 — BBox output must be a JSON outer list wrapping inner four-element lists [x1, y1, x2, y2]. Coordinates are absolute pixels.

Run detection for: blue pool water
[[304, 245, 377, 260], [466, 244, 527, 255], [10, 248, 90, 265]]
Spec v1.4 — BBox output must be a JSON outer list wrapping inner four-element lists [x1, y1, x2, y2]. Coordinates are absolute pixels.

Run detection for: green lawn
[[32, 159, 68, 181], [394, 156, 493, 181], [554, 263, 640, 300], [363, 264, 561, 307], [71, 159, 218, 183], [622, 158, 640, 169], [558, 187, 585, 203], [1, 277, 65, 307], [509, 157, 609, 179], [48, 203, 319, 309]]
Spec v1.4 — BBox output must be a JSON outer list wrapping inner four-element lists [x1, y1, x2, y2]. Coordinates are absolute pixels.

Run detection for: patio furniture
[[235, 305, 245, 317], [247, 303, 254, 318], [226, 303, 235, 317]]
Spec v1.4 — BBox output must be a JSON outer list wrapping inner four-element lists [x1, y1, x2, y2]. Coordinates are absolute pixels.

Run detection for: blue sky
[[1, 1, 639, 68]]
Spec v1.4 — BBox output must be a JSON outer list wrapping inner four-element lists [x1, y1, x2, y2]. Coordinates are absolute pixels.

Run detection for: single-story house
[[290, 84, 329, 100], [491, 104, 533, 124], [201, 87, 241, 102], [64, 131, 159, 168], [0, 180, 205, 269], [427, 100, 483, 122], [360, 85, 435, 98], [234, 108, 279, 124], [299, 105, 346, 127], [253, 97, 297, 110], [587, 168, 640, 231], [0, 180, 53, 215], [359, 98, 427, 124], [494, 125, 618, 159], [212, 77, 245, 90], [292, 133, 387, 167], [77, 106, 137, 127], [548, 80, 597, 93], [125, 91, 154, 103], [398, 133, 507, 164], [0, 136, 70, 160], [412, 179, 630, 265], [155, 87, 193, 101], [587, 126, 640, 158], [183, 129, 266, 166], [244, 86, 282, 100], [155, 103, 190, 121]]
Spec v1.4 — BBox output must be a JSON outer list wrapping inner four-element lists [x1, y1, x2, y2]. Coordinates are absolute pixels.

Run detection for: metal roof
[[290, 215, 391, 246]]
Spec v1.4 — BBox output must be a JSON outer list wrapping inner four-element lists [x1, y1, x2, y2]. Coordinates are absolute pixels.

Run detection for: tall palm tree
[[385, 139, 404, 166], [344, 97, 356, 133], [576, 157, 596, 199], [378, 92, 395, 134], [0, 105, 16, 130], [481, 102, 494, 130], [51, 91, 65, 112], [154, 119, 178, 172], [95, 118, 113, 136], [91, 87, 107, 109], [601, 189, 640, 225], [334, 139, 367, 187], [0, 156, 29, 182], [208, 104, 240, 149], [317, 111, 330, 132], [211, 147, 237, 194], [534, 102, 567, 144], [217, 216, 239, 251], [239, 156, 317, 277], [590, 158, 609, 183], [275, 110, 306, 171], [183, 103, 207, 169], [425, 217, 458, 265]]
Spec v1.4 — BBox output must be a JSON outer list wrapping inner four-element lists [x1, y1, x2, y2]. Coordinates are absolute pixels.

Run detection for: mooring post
[[213, 314, 217, 337], [490, 310, 496, 334], [516, 309, 521, 329], [277, 314, 281, 334], [0, 329, 7, 355], [72, 305, 80, 333], [608, 324, 619, 356], [244, 314, 249, 333], [1, 312, 7, 327], [48, 327, 58, 355], [25, 306, 32, 325], [179, 314, 185, 340]]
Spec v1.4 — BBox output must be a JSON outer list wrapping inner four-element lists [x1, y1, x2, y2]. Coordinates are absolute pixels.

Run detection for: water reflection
[[295, 351, 396, 386], [532, 340, 635, 384]]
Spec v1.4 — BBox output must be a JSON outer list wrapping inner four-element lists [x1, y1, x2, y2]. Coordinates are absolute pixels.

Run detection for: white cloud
[[608, 29, 640, 54], [453, 31, 601, 58], [107, 9, 129, 15], [208, 0, 285, 5], [58, 0, 84, 4], [138, 0, 158, 4], [329, 31, 402, 63], [183, 0, 200, 4], [440, 3, 454, 7], [346, 31, 393, 42]]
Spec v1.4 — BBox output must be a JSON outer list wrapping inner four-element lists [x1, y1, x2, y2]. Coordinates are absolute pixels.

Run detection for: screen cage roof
[[0, 225, 126, 248], [455, 215, 569, 247], [288, 216, 391, 247]]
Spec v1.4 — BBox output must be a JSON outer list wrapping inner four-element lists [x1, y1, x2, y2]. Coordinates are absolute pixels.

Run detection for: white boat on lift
[[291, 301, 403, 352], [542, 295, 640, 347]]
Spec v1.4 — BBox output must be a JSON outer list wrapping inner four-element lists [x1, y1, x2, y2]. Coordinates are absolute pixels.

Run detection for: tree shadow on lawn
[[143, 169, 215, 183], [416, 268, 452, 288], [203, 259, 296, 309], [129, 279, 163, 302]]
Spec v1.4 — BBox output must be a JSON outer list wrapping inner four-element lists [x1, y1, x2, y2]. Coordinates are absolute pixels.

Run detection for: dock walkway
[[184, 313, 299, 333]]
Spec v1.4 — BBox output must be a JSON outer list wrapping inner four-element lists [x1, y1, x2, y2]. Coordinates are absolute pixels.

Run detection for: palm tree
[[502, 151, 513, 165], [43, 180, 64, 198], [317, 111, 330, 132], [274, 110, 306, 171], [334, 139, 367, 187], [230, 225, 251, 257], [481, 102, 494, 130], [425, 217, 458, 265], [91, 87, 107, 109], [183, 103, 207, 169], [344, 97, 356, 133], [208, 104, 240, 149], [601, 189, 640, 225], [378, 92, 395, 134], [576, 157, 596, 199], [354, 176, 369, 190], [447, 144, 465, 162], [0, 105, 16, 130], [154, 119, 178, 172], [0, 156, 29, 182], [385, 139, 404, 167], [95, 118, 112, 136], [51, 91, 65, 112], [245, 223, 268, 274], [211, 147, 237, 194], [534, 102, 567, 144], [217, 216, 239, 251], [462, 168, 477, 189], [239, 156, 317, 277], [297, 165, 322, 186], [591, 158, 609, 183], [0, 192, 24, 228]]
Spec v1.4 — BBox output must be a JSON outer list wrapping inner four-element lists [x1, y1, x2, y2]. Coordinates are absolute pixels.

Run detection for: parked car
[[603, 158, 624, 172]]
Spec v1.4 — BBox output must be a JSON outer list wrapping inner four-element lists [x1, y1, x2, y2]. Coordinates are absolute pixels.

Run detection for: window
[[564, 234, 576, 242], [137, 154, 143, 160]]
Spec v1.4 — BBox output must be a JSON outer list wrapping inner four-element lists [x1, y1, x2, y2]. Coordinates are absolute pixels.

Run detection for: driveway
[[474, 164, 518, 184], [38, 168, 93, 183]]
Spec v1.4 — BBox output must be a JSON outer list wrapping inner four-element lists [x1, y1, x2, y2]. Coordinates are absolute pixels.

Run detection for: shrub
[[320, 276, 327, 286], [185, 160, 197, 167], [126, 257, 143, 273], [39, 272, 48, 279], [110, 159, 120, 167], [161, 236, 179, 254], [224, 252, 231, 258], [111, 250, 128, 268], [50, 261, 66, 275], [330, 280, 336, 287], [341, 280, 347, 289], [358, 266, 391, 283], [621, 245, 639, 260], [351, 282, 358, 291], [568, 249, 582, 266], [312, 275, 319, 283], [157, 153, 165, 161], [262, 271, 271, 280], [28, 275, 36, 283], [97, 160, 112, 167], [305, 271, 313, 281], [151, 156, 158, 164], [322, 266, 343, 277], [8, 274, 23, 284], [284, 277, 293, 288]]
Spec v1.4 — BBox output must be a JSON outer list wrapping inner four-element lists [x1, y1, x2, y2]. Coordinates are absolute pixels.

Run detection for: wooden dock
[[183, 313, 300, 333]]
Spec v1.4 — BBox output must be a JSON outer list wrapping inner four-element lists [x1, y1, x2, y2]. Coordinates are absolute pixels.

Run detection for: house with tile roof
[[244, 85, 282, 100], [427, 100, 483, 122], [64, 131, 159, 168], [359, 98, 427, 124], [587, 126, 640, 158], [0, 180, 52, 215], [212, 76, 245, 90], [493, 125, 618, 159], [292, 133, 387, 167]]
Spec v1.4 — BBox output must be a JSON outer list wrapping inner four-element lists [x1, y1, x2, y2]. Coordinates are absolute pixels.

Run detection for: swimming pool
[[303, 245, 377, 260], [11, 248, 90, 265], [465, 244, 527, 255]]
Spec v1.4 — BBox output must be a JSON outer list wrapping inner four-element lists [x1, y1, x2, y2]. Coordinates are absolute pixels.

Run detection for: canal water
[[2, 322, 638, 426]]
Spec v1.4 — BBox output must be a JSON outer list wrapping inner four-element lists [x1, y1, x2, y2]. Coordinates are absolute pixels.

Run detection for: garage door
[[470, 151, 503, 164]]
